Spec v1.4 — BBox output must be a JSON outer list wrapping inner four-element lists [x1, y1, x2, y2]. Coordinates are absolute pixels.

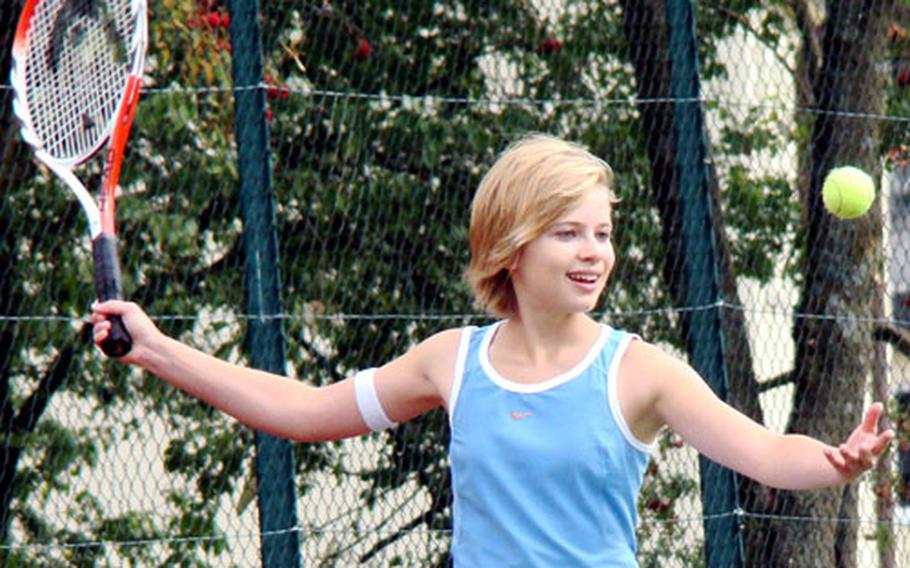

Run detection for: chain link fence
[[1, 0, 909, 566]]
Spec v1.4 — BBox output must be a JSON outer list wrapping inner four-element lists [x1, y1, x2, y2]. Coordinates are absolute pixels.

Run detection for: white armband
[[354, 368, 398, 432]]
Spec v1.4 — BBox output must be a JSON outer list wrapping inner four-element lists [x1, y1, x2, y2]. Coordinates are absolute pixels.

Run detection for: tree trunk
[[768, 1, 891, 566]]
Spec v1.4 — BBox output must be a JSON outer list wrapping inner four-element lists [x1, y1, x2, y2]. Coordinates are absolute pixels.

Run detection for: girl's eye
[[597, 231, 612, 241], [555, 230, 576, 239]]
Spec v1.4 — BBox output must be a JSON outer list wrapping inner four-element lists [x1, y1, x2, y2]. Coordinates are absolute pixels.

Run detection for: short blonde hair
[[465, 134, 617, 317]]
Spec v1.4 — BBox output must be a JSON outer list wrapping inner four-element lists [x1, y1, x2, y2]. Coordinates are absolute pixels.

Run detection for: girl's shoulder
[[417, 326, 466, 354], [409, 326, 473, 374], [617, 338, 693, 401], [618, 336, 703, 407], [621, 337, 678, 370], [409, 327, 475, 405]]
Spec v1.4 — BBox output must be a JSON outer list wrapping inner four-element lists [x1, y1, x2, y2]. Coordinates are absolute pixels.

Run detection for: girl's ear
[[507, 249, 522, 273]]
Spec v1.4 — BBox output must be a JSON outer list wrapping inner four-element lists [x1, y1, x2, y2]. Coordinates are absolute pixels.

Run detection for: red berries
[[264, 76, 289, 101], [207, 11, 229, 28], [538, 36, 562, 55], [354, 38, 372, 61], [646, 499, 671, 513], [898, 68, 910, 88], [187, 9, 229, 31]]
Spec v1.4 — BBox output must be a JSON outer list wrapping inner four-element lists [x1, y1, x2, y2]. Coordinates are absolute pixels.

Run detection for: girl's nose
[[577, 233, 600, 259]]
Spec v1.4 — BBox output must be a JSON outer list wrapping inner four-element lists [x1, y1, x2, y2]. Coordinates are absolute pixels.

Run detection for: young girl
[[92, 134, 893, 566]]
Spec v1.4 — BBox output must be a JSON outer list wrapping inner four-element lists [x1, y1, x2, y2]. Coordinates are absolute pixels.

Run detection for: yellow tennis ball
[[822, 166, 874, 219]]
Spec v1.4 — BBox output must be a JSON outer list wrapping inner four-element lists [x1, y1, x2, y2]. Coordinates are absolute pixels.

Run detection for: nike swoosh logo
[[510, 411, 533, 420]]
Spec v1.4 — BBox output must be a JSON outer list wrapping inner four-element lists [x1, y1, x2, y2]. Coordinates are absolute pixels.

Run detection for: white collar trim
[[479, 321, 610, 393]]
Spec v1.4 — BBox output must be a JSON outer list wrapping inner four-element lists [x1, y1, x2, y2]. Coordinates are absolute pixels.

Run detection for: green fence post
[[664, 1, 744, 566], [227, 1, 301, 566]]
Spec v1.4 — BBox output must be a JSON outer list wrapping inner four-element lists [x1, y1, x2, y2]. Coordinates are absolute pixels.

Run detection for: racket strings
[[22, 0, 136, 162]]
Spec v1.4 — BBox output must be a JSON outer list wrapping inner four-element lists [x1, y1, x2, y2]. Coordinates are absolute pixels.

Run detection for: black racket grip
[[92, 234, 132, 357]]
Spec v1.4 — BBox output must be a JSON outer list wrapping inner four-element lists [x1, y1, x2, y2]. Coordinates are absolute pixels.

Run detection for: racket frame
[[10, 0, 148, 357]]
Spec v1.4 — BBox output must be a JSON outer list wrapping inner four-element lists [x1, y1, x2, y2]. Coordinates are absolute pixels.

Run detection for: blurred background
[[0, 0, 909, 566]]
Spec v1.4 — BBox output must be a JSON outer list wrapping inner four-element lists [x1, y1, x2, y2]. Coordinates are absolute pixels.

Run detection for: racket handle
[[92, 234, 133, 358]]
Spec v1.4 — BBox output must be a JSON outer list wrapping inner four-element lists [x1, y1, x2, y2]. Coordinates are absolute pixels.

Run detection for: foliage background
[[0, 0, 909, 566]]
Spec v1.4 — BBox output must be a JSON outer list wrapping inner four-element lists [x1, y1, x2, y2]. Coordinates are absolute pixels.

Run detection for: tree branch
[[358, 509, 436, 564], [703, 4, 796, 76], [758, 370, 795, 393], [12, 325, 89, 434], [872, 323, 910, 358], [750, 320, 910, 393]]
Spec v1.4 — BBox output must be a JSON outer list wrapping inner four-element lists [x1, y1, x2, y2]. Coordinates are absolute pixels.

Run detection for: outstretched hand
[[822, 402, 894, 482]]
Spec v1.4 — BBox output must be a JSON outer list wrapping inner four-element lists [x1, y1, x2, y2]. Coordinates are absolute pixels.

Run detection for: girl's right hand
[[90, 300, 161, 364]]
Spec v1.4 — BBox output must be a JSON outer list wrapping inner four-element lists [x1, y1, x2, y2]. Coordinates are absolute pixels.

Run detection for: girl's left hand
[[823, 402, 895, 481]]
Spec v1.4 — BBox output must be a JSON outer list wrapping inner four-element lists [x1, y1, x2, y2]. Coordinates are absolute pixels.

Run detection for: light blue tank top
[[448, 322, 653, 567]]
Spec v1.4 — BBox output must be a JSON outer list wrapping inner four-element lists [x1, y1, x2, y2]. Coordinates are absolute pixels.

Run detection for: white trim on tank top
[[607, 333, 656, 454], [479, 320, 610, 393], [446, 325, 475, 426], [447, 321, 655, 453]]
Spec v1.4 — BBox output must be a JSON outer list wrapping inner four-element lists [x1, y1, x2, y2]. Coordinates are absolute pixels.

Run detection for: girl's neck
[[496, 312, 600, 367]]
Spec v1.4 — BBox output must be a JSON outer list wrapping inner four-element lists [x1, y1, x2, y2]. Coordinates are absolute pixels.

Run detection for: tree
[[769, 2, 893, 566], [1, 0, 904, 565], [623, 1, 897, 566]]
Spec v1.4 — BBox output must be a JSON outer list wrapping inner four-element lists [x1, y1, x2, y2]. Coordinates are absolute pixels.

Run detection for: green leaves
[[0, 0, 900, 564], [723, 165, 798, 282]]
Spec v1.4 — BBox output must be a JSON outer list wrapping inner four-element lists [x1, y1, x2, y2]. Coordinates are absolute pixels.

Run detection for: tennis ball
[[822, 166, 875, 219]]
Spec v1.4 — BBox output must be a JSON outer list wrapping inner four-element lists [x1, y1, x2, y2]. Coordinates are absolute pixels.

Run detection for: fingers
[[870, 429, 895, 455], [826, 429, 895, 481], [846, 428, 893, 461], [842, 444, 873, 467], [823, 404, 895, 482], [90, 300, 139, 357], [859, 402, 895, 456], [823, 446, 846, 470], [93, 318, 112, 344], [91, 299, 132, 317], [90, 302, 120, 337], [823, 445, 863, 477], [824, 445, 870, 478], [861, 402, 884, 432]]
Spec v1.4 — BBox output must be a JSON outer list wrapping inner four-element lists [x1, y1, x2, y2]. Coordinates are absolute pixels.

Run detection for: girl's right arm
[[91, 300, 453, 442]]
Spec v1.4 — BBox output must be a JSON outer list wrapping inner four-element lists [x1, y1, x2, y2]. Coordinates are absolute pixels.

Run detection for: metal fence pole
[[227, 1, 301, 566], [664, 1, 744, 566]]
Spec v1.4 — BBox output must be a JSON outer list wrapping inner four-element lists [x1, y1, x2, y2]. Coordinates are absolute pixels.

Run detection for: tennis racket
[[11, 0, 148, 357]]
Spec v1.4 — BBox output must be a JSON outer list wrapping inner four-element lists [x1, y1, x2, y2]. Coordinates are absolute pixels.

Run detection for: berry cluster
[[354, 37, 372, 61], [187, 0, 230, 31], [890, 22, 910, 87], [264, 76, 289, 102], [184, 0, 231, 55], [537, 35, 562, 55]]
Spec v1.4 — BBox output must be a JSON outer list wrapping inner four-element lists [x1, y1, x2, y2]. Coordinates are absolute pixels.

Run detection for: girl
[[92, 134, 893, 566]]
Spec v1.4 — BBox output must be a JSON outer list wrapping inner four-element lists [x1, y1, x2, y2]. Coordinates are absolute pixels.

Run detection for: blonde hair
[[465, 134, 617, 317]]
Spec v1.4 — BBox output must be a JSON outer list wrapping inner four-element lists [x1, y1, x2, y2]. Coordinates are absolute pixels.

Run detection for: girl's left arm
[[639, 343, 893, 489]]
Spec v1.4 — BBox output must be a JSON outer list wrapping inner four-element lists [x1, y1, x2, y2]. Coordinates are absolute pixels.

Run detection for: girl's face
[[510, 189, 615, 317]]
